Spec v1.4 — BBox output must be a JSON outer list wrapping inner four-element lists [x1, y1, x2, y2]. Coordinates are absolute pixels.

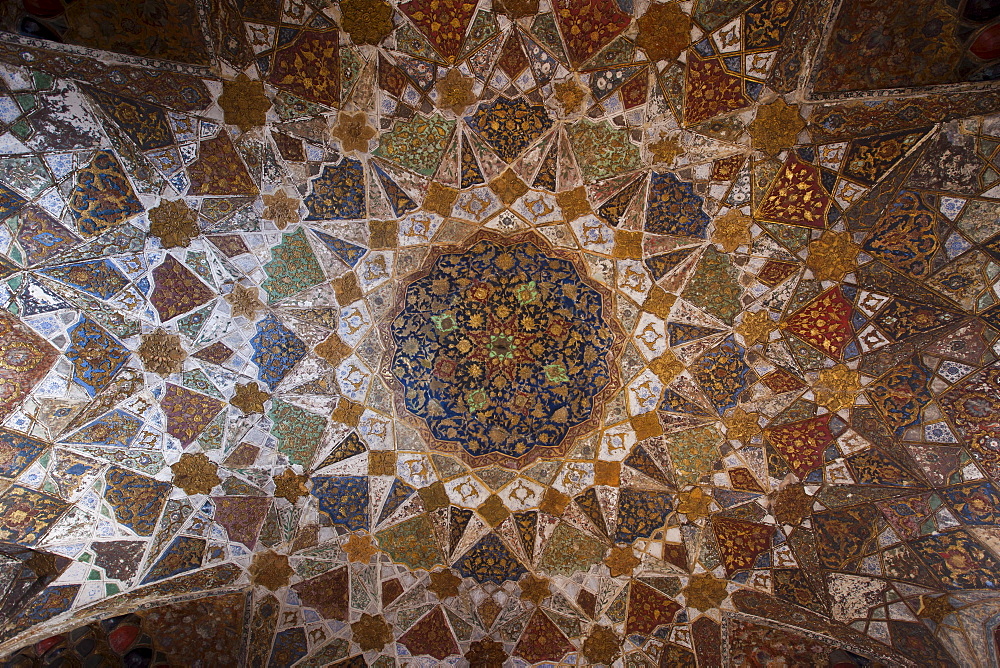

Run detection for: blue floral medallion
[[389, 234, 620, 468]]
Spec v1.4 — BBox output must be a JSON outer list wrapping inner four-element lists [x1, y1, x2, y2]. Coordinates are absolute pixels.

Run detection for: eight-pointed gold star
[[226, 283, 265, 320], [806, 230, 860, 282], [604, 545, 641, 577], [427, 568, 463, 599], [230, 382, 270, 414], [273, 468, 308, 503], [343, 532, 379, 563], [712, 209, 754, 253], [519, 573, 551, 605], [170, 452, 220, 495], [262, 190, 301, 229], [724, 407, 762, 444], [331, 112, 377, 154], [735, 310, 776, 347], [249, 550, 293, 590], [217, 74, 272, 132], [676, 487, 714, 521], [683, 573, 729, 611], [435, 69, 478, 115], [813, 364, 862, 413], [749, 98, 806, 156], [148, 199, 200, 248], [137, 329, 187, 376], [648, 133, 684, 166]]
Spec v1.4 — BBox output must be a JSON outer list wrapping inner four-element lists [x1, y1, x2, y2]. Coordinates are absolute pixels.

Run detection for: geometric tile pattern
[[1, 0, 1000, 665]]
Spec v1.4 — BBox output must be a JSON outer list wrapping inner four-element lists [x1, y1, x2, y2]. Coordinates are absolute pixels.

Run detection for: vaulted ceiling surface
[[1, 0, 1000, 665]]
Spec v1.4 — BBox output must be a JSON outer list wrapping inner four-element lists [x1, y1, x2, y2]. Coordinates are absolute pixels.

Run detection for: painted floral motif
[[391, 235, 619, 467], [467, 97, 553, 163], [374, 114, 455, 176], [552, 0, 630, 68], [67, 150, 143, 237], [268, 29, 341, 107], [567, 119, 641, 182], [398, 0, 477, 60], [64, 316, 129, 396], [304, 159, 366, 220], [261, 227, 324, 303]]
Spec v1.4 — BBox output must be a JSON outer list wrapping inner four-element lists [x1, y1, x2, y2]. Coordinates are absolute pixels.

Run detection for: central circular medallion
[[389, 234, 620, 469]]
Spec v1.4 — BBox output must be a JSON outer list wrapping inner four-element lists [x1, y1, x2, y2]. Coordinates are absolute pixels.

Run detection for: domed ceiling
[[0, 0, 1000, 665]]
